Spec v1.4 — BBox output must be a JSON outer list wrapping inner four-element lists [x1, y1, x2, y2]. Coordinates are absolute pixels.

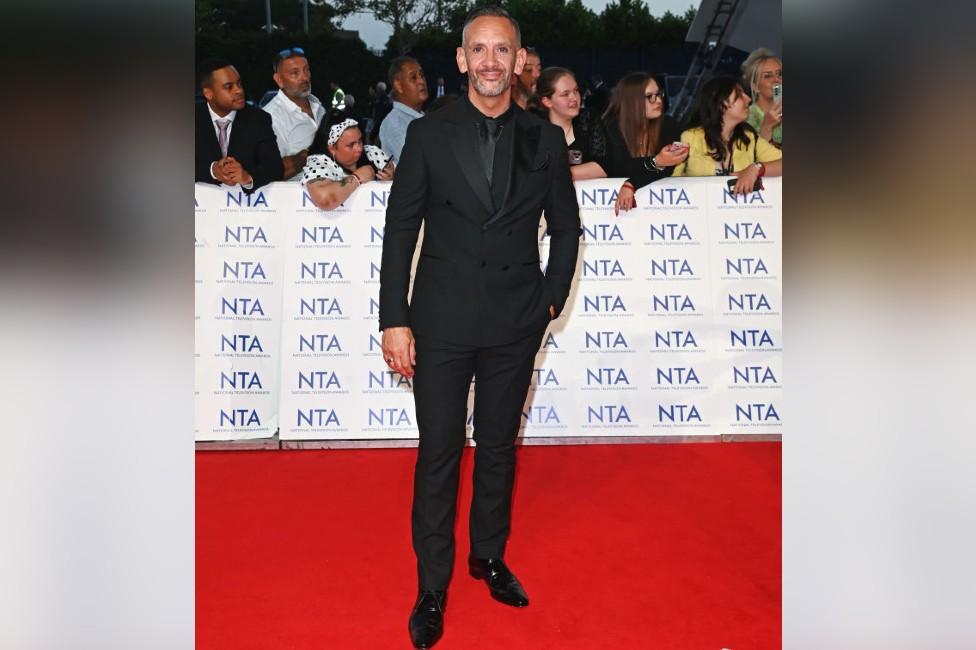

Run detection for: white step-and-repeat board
[[195, 177, 781, 441]]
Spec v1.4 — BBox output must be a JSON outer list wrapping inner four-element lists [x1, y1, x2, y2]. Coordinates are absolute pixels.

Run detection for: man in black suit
[[379, 7, 581, 648], [195, 59, 283, 194]]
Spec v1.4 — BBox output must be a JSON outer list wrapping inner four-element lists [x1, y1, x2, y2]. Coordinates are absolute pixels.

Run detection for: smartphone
[[727, 177, 763, 193], [772, 84, 782, 104]]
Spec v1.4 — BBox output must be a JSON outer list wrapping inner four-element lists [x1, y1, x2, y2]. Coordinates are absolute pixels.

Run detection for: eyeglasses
[[760, 70, 783, 80], [277, 47, 306, 58], [645, 92, 665, 103]]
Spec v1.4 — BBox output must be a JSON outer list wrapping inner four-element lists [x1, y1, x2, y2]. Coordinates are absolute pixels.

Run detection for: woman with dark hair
[[673, 76, 782, 195], [602, 72, 688, 215], [300, 115, 395, 210], [533, 66, 607, 181]]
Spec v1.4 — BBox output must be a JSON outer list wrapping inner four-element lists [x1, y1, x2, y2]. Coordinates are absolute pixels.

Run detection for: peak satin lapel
[[485, 117, 541, 227], [449, 121, 494, 217]]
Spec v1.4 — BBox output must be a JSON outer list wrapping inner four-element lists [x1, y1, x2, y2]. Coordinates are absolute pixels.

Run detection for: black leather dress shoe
[[408, 589, 446, 649], [468, 557, 530, 607]]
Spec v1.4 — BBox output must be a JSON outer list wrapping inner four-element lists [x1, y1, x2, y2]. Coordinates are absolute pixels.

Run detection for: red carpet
[[197, 443, 780, 649]]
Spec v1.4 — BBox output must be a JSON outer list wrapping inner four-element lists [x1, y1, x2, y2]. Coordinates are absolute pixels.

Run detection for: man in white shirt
[[262, 47, 326, 181], [379, 56, 429, 164]]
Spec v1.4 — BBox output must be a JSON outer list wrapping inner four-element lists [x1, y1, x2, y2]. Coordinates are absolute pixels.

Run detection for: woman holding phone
[[672, 76, 782, 195], [532, 66, 608, 181], [741, 48, 782, 147], [601, 72, 688, 215]]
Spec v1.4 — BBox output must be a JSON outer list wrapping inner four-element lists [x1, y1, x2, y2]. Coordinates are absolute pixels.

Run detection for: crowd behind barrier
[[195, 177, 782, 442]]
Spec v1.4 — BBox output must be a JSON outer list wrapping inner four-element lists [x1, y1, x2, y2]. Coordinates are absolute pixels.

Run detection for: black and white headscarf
[[300, 145, 392, 185]]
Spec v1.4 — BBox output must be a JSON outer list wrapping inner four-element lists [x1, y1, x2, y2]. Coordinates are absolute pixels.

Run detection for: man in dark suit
[[379, 7, 581, 648], [195, 59, 283, 194]]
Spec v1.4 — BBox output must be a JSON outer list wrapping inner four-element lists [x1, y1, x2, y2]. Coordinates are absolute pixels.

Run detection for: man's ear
[[514, 47, 527, 75], [272, 71, 284, 90], [455, 47, 468, 74], [202, 87, 214, 103]]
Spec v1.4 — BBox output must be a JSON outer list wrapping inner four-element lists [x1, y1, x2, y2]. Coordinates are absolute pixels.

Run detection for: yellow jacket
[[672, 126, 782, 177]]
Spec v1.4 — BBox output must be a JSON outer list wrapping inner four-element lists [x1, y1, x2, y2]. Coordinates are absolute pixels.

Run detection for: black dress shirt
[[463, 97, 516, 212]]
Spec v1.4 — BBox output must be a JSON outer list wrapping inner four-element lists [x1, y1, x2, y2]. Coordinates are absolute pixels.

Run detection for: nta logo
[[522, 405, 561, 424], [368, 408, 412, 426], [658, 404, 701, 422], [297, 408, 340, 427], [650, 258, 694, 277], [723, 222, 767, 240], [727, 293, 773, 311], [735, 403, 780, 421], [583, 295, 627, 312], [649, 223, 692, 241], [725, 257, 769, 275], [368, 370, 413, 389], [654, 330, 697, 348], [220, 409, 261, 426], [584, 330, 629, 349], [226, 191, 268, 208], [220, 371, 262, 390], [301, 261, 344, 280], [581, 223, 624, 242], [732, 366, 778, 384], [651, 294, 696, 312], [299, 297, 343, 316], [300, 225, 345, 244], [221, 297, 264, 316], [586, 405, 631, 423], [722, 189, 765, 204], [297, 371, 341, 390], [221, 334, 264, 353], [585, 368, 630, 385], [582, 259, 626, 277], [224, 225, 267, 243], [730, 329, 775, 347], [223, 261, 266, 280], [299, 333, 342, 352], [647, 186, 691, 206], [656, 367, 700, 385]]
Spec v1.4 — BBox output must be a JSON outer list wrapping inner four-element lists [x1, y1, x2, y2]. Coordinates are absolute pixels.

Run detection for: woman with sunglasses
[[532, 67, 608, 181], [672, 76, 782, 195], [602, 72, 688, 216], [741, 48, 782, 148], [300, 114, 395, 211]]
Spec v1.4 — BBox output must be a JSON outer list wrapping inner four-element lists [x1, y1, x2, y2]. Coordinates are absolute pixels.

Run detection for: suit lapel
[[198, 103, 222, 161], [448, 116, 494, 217], [486, 112, 541, 227]]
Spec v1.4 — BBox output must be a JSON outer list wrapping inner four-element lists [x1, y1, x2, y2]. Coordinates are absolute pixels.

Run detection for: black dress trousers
[[410, 328, 545, 590]]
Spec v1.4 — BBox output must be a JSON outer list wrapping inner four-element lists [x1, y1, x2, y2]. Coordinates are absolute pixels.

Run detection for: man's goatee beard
[[472, 75, 509, 98]]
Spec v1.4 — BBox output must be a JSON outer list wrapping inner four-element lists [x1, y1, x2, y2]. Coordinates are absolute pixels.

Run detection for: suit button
[[482, 224, 488, 232], [502, 265, 510, 271], [507, 229, 513, 236], [481, 260, 487, 268]]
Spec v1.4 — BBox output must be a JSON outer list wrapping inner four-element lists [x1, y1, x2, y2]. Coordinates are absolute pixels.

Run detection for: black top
[[566, 109, 607, 172], [602, 113, 682, 189]]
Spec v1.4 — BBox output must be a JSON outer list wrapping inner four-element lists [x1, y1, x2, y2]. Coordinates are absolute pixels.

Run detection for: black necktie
[[478, 117, 501, 186]]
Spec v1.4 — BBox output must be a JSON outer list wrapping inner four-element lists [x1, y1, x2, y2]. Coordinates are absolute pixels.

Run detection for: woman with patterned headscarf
[[300, 115, 395, 211]]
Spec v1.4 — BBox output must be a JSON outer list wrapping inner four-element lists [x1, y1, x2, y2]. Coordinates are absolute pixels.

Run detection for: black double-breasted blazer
[[195, 102, 284, 194], [379, 99, 581, 346]]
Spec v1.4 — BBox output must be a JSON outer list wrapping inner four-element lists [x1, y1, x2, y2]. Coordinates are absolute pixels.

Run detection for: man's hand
[[212, 158, 235, 184], [222, 157, 253, 186], [381, 326, 416, 378]]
